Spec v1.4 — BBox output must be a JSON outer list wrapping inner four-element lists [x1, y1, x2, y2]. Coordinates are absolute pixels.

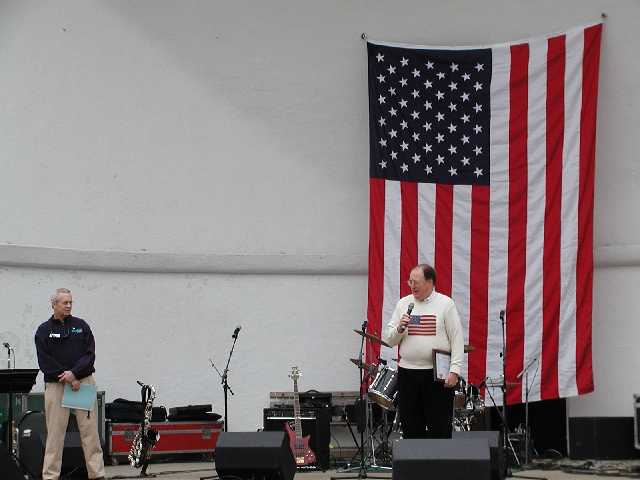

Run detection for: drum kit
[[348, 328, 486, 467]]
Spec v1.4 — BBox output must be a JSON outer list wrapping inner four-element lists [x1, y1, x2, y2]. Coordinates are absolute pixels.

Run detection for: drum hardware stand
[[366, 402, 392, 470], [331, 321, 390, 480], [365, 367, 393, 466], [369, 402, 396, 468]]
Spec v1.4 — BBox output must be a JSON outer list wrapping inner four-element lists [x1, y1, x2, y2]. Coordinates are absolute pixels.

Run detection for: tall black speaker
[[263, 406, 330, 470], [453, 430, 504, 480], [392, 438, 491, 480], [569, 417, 640, 459], [215, 431, 296, 480], [0, 446, 24, 480], [18, 411, 87, 479]]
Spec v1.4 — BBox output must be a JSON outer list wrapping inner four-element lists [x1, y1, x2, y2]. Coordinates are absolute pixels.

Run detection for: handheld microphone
[[2, 342, 9, 349], [499, 310, 505, 321], [399, 303, 415, 333], [232, 326, 241, 339]]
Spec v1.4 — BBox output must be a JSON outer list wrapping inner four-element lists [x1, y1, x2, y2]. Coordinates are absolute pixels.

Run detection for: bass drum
[[18, 411, 87, 479], [368, 366, 398, 410]]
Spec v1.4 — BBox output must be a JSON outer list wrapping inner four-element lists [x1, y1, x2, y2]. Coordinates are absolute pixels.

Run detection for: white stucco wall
[[0, 266, 366, 431], [1, 0, 639, 430]]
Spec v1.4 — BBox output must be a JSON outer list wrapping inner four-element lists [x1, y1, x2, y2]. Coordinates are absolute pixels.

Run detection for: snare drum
[[368, 366, 398, 410]]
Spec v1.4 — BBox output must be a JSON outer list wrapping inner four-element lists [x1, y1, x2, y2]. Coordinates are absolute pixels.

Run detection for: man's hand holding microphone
[[396, 303, 414, 333]]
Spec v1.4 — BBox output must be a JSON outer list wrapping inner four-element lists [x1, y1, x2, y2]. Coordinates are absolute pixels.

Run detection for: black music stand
[[1, 369, 38, 454]]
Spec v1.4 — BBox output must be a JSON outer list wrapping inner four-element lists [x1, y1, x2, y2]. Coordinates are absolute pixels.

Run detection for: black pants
[[397, 367, 454, 439]]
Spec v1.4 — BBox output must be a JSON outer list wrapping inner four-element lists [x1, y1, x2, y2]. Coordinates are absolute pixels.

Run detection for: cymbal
[[464, 344, 475, 353], [349, 358, 378, 373], [353, 329, 391, 348]]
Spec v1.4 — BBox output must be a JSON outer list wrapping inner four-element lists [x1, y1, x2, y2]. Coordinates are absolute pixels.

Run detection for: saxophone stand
[[135, 381, 158, 478], [331, 320, 389, 480]]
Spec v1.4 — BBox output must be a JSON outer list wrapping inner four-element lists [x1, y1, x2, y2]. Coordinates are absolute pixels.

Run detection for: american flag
[[408, 314, 437, 336], [366, 24, 602, 405]]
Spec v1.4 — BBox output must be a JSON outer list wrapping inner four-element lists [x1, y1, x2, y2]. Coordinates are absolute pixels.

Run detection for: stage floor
[[105, 461, 640, 479]]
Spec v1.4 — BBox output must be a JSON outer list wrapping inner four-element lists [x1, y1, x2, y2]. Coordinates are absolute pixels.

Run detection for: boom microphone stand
[[201, 327, 241, 480], [209, 326, 241, 433], [222, 326, 240, 432]]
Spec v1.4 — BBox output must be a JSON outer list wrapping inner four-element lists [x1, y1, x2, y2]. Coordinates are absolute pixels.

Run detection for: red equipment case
[[107, 420, 224, 463]]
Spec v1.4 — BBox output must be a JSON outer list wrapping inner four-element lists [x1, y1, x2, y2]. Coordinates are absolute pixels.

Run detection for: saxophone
[[128, 381, 159, 474]]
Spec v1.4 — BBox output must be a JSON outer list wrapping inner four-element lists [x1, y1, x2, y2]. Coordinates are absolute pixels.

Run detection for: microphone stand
[[202, 331, 239, 480], [208, 331, 239, 433], [516, 358, 539, 467], [3, 343, 13, 369], [500, 310, 511, 478], [3, 343, 14, 453], [221, 332, 239, 433]]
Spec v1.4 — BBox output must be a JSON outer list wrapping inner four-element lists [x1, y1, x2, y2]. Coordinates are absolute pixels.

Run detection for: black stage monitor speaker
[[18, 411, 87, 479], [569, 416, 639, 459], [393, 438, 491, 480], [0, 446, 24, 480], [453, 430, 504, 480], [215, 431, 296, 480]]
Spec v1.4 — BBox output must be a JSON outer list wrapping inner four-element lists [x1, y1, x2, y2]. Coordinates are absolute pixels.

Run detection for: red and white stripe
[[366, 24, 602, 404], [408, 315, 437, 336]]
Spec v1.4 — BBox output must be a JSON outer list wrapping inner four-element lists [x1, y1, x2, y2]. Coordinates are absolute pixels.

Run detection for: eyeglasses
[[407, 279, 426, 287]]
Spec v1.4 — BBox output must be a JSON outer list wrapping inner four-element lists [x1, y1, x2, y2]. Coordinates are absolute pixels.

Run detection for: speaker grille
[[215, 431, 296, 480]]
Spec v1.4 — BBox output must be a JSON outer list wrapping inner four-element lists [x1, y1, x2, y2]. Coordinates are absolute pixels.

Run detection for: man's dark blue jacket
[[34, 315, 96, 383]]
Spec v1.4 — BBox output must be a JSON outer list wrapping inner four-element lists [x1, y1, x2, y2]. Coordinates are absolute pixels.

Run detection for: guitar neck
[[293, 378, 302, 438]]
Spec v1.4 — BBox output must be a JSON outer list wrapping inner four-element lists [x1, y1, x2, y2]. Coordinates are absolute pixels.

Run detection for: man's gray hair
[[50, 288, 72, 306]]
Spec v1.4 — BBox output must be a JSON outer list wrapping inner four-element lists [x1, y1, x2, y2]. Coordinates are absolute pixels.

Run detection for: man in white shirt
[[383, 264, 465, 438]]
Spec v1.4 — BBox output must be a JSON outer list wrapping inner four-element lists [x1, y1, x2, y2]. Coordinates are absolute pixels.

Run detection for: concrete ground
[[105, 460, 640, 479]]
